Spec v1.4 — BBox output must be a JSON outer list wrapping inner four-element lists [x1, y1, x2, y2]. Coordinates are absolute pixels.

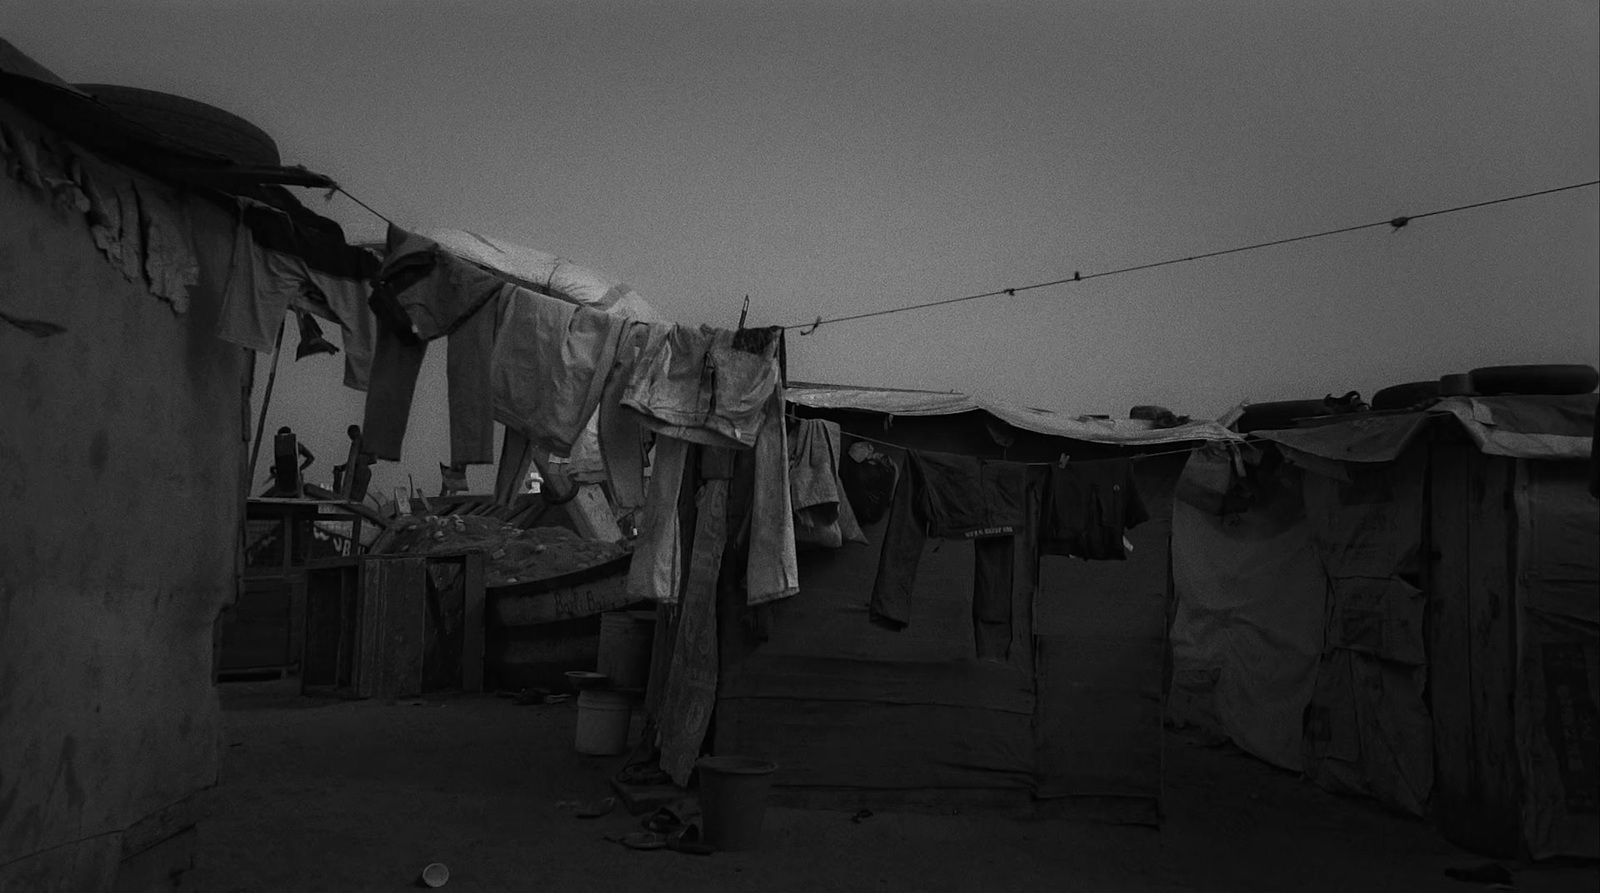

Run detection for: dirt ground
[[197, 683, 1597, 893]]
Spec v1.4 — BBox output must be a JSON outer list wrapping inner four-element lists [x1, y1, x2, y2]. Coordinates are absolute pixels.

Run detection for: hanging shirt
[[1039, 458, 1150, 560]]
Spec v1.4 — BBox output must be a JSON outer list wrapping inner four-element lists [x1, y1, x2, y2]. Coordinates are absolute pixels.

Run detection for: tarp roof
[[787, 383, 1243, 446], [422, 228, 669, 323], [1254, 394, 1596, 462], [1, 36, 334, 188]]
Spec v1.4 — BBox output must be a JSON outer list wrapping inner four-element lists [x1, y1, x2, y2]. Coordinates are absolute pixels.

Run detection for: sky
[[7, 1, 1598, 499]]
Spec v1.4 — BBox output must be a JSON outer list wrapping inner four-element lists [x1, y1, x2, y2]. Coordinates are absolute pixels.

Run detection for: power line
[[784, 180, 1600, 334]]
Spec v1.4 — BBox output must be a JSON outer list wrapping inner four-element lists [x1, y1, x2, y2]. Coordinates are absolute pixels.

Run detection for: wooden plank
[[1465, 451, 1523, 856], [355, 557, 428, 698], [461, 551, 486, 693], [1427, 443, 1479, 848], [488, 572, 637, 626], [566, 483, 622, 542]]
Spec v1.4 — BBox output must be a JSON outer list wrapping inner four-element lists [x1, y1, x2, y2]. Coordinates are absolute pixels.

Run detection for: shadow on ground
[[197, 682, 1597, 893]]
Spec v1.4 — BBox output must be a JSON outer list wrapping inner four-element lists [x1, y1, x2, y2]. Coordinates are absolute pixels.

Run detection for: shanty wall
[[715, 409, 1178, 815], [1429, 446, 1600, 860], [0, 100, 247, 889]]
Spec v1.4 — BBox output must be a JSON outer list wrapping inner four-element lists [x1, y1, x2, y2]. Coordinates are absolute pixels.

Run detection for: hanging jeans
[[870, 448, 1026, 659]]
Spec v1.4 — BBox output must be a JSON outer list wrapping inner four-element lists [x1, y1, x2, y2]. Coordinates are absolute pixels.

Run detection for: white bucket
[[574, 690, 632, 755]]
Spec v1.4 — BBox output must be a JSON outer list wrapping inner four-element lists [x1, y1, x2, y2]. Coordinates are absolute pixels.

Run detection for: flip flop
[[617, 762, 673, 786], [608, 832, 667, 851], [667, 823, 714, 856], [576, 797, 616, 819]]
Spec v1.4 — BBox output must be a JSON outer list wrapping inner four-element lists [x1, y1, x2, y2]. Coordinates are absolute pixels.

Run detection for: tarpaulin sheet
[[1254, 413, 1432, 464], [1434, 395, 1597, 461], [423, 228, 669, 324], [1513, 460, 1600, 859], [788, 384, 1243, 446], [1170, 445, 1327, 771], [1299, 450, 1433, 816]]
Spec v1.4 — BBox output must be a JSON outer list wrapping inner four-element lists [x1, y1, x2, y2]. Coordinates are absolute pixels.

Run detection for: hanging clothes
[[788, 417, 866, 549], [869, 448, 1026, 659], [626, 435, 692, 604], [360, 225, 510, 463], [1039, 458, 1149, 560], [746, 389, 800, 605], [656, 448, 733, 786], [619, 324, 781, 450], [839, 437, 898, 525], [598, 321, 670, 511], [489, 287, 628, 457], [215, 197, 380, 390]]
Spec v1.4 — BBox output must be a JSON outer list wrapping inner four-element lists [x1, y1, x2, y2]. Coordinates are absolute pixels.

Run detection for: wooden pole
[[247, 318, 287, 487]]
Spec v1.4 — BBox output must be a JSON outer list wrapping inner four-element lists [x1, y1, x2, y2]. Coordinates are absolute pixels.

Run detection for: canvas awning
[[1255, 394, 1596, 463], [787, 383, 1243, 446]]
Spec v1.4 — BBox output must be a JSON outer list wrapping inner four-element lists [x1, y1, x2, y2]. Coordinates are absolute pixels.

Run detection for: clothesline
[[327, 181, 1598, 338], [781, 180, 1600, 334]]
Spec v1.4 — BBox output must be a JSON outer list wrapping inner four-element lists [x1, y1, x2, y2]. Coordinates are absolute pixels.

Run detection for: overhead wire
[[782, 179, 1600, 333]]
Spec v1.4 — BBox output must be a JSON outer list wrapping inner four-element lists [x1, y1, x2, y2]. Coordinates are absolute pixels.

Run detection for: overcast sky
[[7, 1, 1597, 498]]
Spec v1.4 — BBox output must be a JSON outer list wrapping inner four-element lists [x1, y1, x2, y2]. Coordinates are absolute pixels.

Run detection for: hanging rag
[[137, 181, 200, 313], [788, 418, 866, 548], [294, 308, 339, 360]]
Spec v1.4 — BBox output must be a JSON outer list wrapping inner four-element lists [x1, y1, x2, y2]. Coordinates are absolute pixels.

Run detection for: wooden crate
[[302, 551, 485, 699]]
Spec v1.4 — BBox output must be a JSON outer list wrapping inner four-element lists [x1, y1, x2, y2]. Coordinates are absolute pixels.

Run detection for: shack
[[699, 383, 1239, 821], [1, 39, 368, 890], [1170, 391, 1599, 859]]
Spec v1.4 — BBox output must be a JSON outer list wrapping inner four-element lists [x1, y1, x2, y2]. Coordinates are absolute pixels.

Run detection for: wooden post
[[460, 551, 486, 693]]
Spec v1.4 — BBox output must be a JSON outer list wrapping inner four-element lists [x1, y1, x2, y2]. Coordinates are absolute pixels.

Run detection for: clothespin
[[737, 295, 750, 329], [1057, 453, 1070, 469]]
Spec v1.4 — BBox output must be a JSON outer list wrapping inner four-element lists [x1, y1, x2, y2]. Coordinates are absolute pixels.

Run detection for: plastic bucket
[[597, 611, 655, 690], [574, 690, 632, 755], [696, 756, 778, 851]]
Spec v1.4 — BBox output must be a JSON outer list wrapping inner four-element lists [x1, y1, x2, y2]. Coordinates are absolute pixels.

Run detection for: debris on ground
[[1444, 863, 1515, 885], [576, 797, 616, 819], [374, 515, 627, 586]]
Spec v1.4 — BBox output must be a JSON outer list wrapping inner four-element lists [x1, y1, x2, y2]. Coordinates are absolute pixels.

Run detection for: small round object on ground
[[420, 862, 449, 887]]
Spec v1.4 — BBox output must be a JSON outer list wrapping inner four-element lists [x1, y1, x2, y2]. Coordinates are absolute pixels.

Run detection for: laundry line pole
[[246, 317, 287, 486]]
